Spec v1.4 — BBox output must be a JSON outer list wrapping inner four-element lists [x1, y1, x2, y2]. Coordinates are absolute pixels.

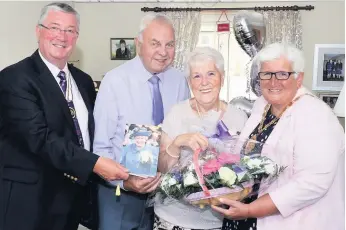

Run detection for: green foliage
[[158, 155, 284, 202]]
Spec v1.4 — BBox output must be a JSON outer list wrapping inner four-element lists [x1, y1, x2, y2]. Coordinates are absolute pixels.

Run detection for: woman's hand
[[172, 133, 208, 151], [211, 199, 251, 220]]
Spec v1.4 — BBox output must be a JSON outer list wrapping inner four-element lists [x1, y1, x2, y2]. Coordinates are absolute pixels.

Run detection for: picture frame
[[312, 44, 345, 91], [110, 38, 136, 60], [317, 91, 340, 109]]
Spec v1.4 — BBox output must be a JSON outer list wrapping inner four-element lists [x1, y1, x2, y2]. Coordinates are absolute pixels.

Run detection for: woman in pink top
[[212, 43, 345, 230]]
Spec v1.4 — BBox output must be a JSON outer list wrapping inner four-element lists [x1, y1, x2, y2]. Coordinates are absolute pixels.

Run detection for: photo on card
[[121, 124, 162, 178]]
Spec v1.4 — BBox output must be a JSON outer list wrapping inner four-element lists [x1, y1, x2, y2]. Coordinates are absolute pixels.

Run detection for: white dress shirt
[[39, 51, 90, 151]]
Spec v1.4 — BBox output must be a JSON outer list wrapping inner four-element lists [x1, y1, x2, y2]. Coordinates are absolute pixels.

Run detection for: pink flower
[[218, 152, 240, 165], [202, 159, 222, 175], [201, 152, 240, 175]]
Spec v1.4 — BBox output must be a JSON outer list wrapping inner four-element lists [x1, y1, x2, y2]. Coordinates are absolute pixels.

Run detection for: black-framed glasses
[[258, 71, 296, 80], [39, 24, 79, 37]]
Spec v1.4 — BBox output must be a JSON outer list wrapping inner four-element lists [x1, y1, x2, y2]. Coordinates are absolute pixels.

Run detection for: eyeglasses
[[258, 71, 296, 80], [39, 24, 79, 37]]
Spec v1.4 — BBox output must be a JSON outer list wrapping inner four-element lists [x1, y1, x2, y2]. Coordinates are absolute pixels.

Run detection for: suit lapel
[[30, 51, 75, 131]]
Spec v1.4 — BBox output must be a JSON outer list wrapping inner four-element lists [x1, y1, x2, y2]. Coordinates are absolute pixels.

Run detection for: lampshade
[[334, 84, 345, 117]]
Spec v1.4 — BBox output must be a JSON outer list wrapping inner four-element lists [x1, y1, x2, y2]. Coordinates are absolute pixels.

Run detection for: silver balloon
[[229, 96, 255, 117], [250, 60, 262, 97], [233, 11, 266, 58]]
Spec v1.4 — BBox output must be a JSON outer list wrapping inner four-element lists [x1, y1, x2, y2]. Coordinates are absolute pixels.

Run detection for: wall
[[0, 1, 344, 89]]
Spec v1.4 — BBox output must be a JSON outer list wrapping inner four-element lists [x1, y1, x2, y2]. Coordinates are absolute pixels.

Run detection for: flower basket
[[156, 137, 285, 208], [186, 182, 253, 207]]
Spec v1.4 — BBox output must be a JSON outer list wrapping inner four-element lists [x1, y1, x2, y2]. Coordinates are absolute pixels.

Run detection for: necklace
[[245, 94, 305, 153], [195, 99, 222, 119]]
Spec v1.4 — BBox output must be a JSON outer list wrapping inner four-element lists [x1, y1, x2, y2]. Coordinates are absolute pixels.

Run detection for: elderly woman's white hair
[[184, 47, 225, 78], [253, 43, 305, 79], [137, 13, 174, 41]]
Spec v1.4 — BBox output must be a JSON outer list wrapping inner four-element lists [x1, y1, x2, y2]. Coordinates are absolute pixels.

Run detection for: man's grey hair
[[137, 13, 174, 41], [38, 2, 80, 29], [253, 42, 305, 79], [184, 47, 225, 78]]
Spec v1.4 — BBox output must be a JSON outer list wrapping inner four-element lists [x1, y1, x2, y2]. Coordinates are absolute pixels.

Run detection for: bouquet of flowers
[[156, 136, 285, 208]]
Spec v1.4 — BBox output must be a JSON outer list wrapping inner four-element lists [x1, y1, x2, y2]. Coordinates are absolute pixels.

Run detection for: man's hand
[[124, 173, 161, 194], [93, 157, 129, 181]]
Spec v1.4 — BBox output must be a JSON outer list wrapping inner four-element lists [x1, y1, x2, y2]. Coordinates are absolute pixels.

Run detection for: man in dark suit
[[115, 39, 131, 59], [0, 3, 129, 230]]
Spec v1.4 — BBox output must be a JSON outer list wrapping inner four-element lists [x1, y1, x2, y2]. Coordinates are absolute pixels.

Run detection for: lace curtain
[[163, 11, 201, 71], [260, 10, 303, 49]]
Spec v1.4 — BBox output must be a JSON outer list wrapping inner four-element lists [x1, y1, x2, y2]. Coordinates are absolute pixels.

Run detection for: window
[[196, 12, 257, 102]]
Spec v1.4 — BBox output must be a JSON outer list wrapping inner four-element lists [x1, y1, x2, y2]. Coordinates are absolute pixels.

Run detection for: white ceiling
[[71, 0, 342, 2]]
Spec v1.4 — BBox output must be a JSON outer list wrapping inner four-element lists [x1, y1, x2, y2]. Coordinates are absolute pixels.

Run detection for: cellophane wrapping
[[153, 136, 285, 208]]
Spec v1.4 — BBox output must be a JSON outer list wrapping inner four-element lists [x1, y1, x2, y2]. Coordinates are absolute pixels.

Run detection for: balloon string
[[226, 34, 230, 102], [245, 60, 251, 97]]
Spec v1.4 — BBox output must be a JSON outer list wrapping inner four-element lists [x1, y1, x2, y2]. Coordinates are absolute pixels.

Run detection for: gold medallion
[[245, 135, 257, 154], [69, 106, 76, 118]]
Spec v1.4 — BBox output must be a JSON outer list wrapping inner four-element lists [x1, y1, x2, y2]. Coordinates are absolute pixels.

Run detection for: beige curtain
[[260, 10, 303, 48], [163, 11, 202, 71]]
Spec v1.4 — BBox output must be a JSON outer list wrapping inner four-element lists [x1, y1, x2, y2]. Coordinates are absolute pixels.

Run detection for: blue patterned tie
[[148, 75, 164, 125], [57, 71, 84, 148]]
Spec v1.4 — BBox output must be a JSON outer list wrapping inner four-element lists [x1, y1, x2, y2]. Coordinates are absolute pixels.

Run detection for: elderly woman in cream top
[[212, 43, 345, 230], [154, 47, 248, 230]]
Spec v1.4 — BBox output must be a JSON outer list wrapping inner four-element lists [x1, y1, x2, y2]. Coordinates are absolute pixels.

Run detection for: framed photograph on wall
[[312, 44, 345, 91], [317, 91, 340, 109], [110, 38, 136, 60]]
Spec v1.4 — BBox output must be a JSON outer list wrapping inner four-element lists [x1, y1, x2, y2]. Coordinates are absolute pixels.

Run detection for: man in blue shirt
[[93, 13, 190, 230]]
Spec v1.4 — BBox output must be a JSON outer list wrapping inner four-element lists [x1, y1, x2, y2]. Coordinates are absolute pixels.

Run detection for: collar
[[132, 55, 167, 84], [293, 86, 315, 99], [254, 86, 316, 117], [39, 50, 69, 78]]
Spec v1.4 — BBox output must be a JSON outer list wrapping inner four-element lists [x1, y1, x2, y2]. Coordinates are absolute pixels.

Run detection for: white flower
[[140, 150, 152, 164], [183, 172, 198, 186], [160, 175, 170, 187], [168, 178, 177, 186], [218, 167, 237, 186], [264, 164, 275, 175], [247, 158, 262, 169], [241, 156, 250, 164], [243, 156, 250, 161], [187, 164, 195, 171]]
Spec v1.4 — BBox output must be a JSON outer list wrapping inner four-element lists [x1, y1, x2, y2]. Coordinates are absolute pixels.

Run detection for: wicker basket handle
[[193, 148, 211, 197]]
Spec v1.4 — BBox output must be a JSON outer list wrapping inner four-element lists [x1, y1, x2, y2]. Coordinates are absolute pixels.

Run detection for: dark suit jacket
[[0, 50, 100, 230], [115, 48, 131, 59]]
